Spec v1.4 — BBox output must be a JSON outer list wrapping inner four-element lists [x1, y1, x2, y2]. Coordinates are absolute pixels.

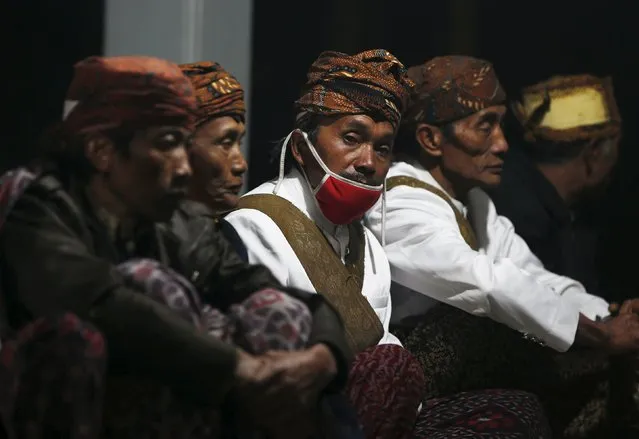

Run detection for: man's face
[[108, 125, 193, 222], [581, 136, 620, 202], [292, 114, 395, 188], [439, 105, 508, 189], [189, 116, 247, 212]]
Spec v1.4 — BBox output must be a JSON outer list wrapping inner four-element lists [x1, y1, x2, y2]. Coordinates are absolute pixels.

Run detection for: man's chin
[[478, 174, 502, 189]]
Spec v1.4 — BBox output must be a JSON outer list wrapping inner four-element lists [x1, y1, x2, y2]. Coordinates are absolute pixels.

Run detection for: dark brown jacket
[[0, 172, 351, 405]]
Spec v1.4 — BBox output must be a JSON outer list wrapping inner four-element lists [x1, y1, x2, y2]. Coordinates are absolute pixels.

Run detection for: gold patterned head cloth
[[294, 49, 414, 130], [404, 55, 507, 126], [179, 61, 245, 126], [512, 74, 621, 143]]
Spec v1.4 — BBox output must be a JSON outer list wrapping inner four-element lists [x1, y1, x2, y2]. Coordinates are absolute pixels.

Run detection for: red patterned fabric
[[0, 314, 106, 439], [62, 56, 197, 136], [346, 344, 424, 439], [415, 389, 552, 438]]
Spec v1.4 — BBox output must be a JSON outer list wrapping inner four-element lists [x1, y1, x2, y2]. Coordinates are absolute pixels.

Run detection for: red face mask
[[301, 131, 383, 225]]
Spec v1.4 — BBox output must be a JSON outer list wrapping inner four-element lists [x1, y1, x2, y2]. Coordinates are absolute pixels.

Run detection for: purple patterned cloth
[[117, 258, 312, 352]]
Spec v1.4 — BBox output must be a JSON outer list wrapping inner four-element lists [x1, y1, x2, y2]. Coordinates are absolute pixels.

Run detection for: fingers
[[621, 300, 635, 315]]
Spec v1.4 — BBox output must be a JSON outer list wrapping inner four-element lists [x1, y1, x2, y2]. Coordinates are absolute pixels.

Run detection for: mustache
[[338, 171, 383, 186]]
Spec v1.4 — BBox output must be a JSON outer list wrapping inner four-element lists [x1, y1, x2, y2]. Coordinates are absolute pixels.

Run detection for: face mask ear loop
[[381, 178, 387, 247], [273, 131, 294, 195]]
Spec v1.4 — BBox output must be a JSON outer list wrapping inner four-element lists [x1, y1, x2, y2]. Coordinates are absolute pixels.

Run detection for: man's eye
[[377, 145, 392, 156], [343, 134, 359, 145], [162, 133, 177, 143], [156, 132, 183, 148]]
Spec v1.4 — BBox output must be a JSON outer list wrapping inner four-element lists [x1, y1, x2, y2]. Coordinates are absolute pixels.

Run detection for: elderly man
[[489, 74, 621, 299], [179, 61, 248, 215], [366, 55, 639, 437], [226, 50, 551, 439], [0, 56, 352, 438], [178, 61, 250, 259]]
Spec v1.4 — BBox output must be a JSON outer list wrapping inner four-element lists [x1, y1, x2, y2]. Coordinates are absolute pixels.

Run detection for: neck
[[422, 162, 471, 204], [408, 152, 471, 204], [536, 162, 580, 206], [86, 176, 134, 239]]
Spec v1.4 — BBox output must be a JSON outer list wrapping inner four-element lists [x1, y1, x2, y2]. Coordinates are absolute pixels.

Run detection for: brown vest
[[237, 194, 384, 353], [385, 176, 479, 250]]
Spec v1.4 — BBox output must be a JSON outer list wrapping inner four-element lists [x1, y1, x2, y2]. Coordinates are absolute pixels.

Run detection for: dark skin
[[537, 136, 620, 207], [291, 114, 395, 189], [85, 124, 193, 223], [415, 105, 508, 203], [415, 106, 639, 354], [188, 116, 248, 214], [85, 125, 338, 435]]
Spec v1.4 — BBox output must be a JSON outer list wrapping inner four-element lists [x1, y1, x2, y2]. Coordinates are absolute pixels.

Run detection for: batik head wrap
[[62, 55, 197, 136], [512, 74, 621, 143], [294, 49, 414, 130], [179, 61, 245, 126], [404, 55, 507, 126]]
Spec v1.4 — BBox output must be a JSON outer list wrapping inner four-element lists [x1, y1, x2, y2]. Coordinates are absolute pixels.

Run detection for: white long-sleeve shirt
[[225, 168, 401, 346], [365, 160, 609, 352]]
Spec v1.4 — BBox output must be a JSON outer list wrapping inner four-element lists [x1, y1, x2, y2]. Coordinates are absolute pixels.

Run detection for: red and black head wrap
[[404, 55, 507, 126], [62, 55, 197, 136]]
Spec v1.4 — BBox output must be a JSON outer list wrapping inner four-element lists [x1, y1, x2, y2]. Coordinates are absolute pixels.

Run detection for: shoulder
[[6, 172, 84, 231]]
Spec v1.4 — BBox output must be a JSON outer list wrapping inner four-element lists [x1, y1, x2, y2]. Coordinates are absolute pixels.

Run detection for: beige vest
[[237, 194, 384, 353]]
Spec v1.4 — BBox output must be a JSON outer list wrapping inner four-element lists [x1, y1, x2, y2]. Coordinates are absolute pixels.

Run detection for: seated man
[[366, 55, 639, 438], [179, 61, 248, 216], [178, 60, 250, 260], [489, 74, 621, 300], [226, 49, 551, 439], [0, 56, 352, 438]]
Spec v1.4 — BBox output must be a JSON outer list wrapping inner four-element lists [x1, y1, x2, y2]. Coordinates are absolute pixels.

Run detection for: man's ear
[[415, 123, 444, 158], [583, 138, 615, 176], [290, 129, 307, 167], [85, 134, 116, 173]]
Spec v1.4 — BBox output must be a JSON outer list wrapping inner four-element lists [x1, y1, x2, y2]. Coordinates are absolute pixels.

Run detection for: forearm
[[574, 313, 610, 350], [305, 297, 353, 391], [89, 288, 239, 405]]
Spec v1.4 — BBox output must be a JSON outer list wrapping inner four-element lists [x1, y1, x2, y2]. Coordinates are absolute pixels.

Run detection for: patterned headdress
[[295, 49, 414, 129], [405, 55, 506, 126], [179, 61, 245, 126]]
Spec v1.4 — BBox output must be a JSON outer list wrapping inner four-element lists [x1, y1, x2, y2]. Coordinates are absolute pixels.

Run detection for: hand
[[232, 345, 337, 435], [603, 313, 639, 354], [261, 343, 338, 406], [619, 299, 639, 315]]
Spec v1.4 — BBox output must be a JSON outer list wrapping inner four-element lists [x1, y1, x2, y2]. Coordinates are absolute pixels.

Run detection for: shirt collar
[[404, 159, 468, 216]]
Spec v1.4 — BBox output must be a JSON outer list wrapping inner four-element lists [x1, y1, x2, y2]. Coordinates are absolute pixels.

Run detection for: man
[[489, 74, 621, 299], [178, 61, 250, 260], [366, 55, 639, 437], [179, 61, 248, 215], [226, 50, 551, 439], [0, 56, 352, 438]]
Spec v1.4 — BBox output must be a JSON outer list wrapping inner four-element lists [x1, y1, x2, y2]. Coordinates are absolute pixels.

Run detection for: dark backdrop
[[4, 0, 638, 299]]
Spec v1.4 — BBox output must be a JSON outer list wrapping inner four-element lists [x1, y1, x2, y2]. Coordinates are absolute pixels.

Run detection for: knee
[[236, 289, 312, 352], [351, 344, 425, 391]]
